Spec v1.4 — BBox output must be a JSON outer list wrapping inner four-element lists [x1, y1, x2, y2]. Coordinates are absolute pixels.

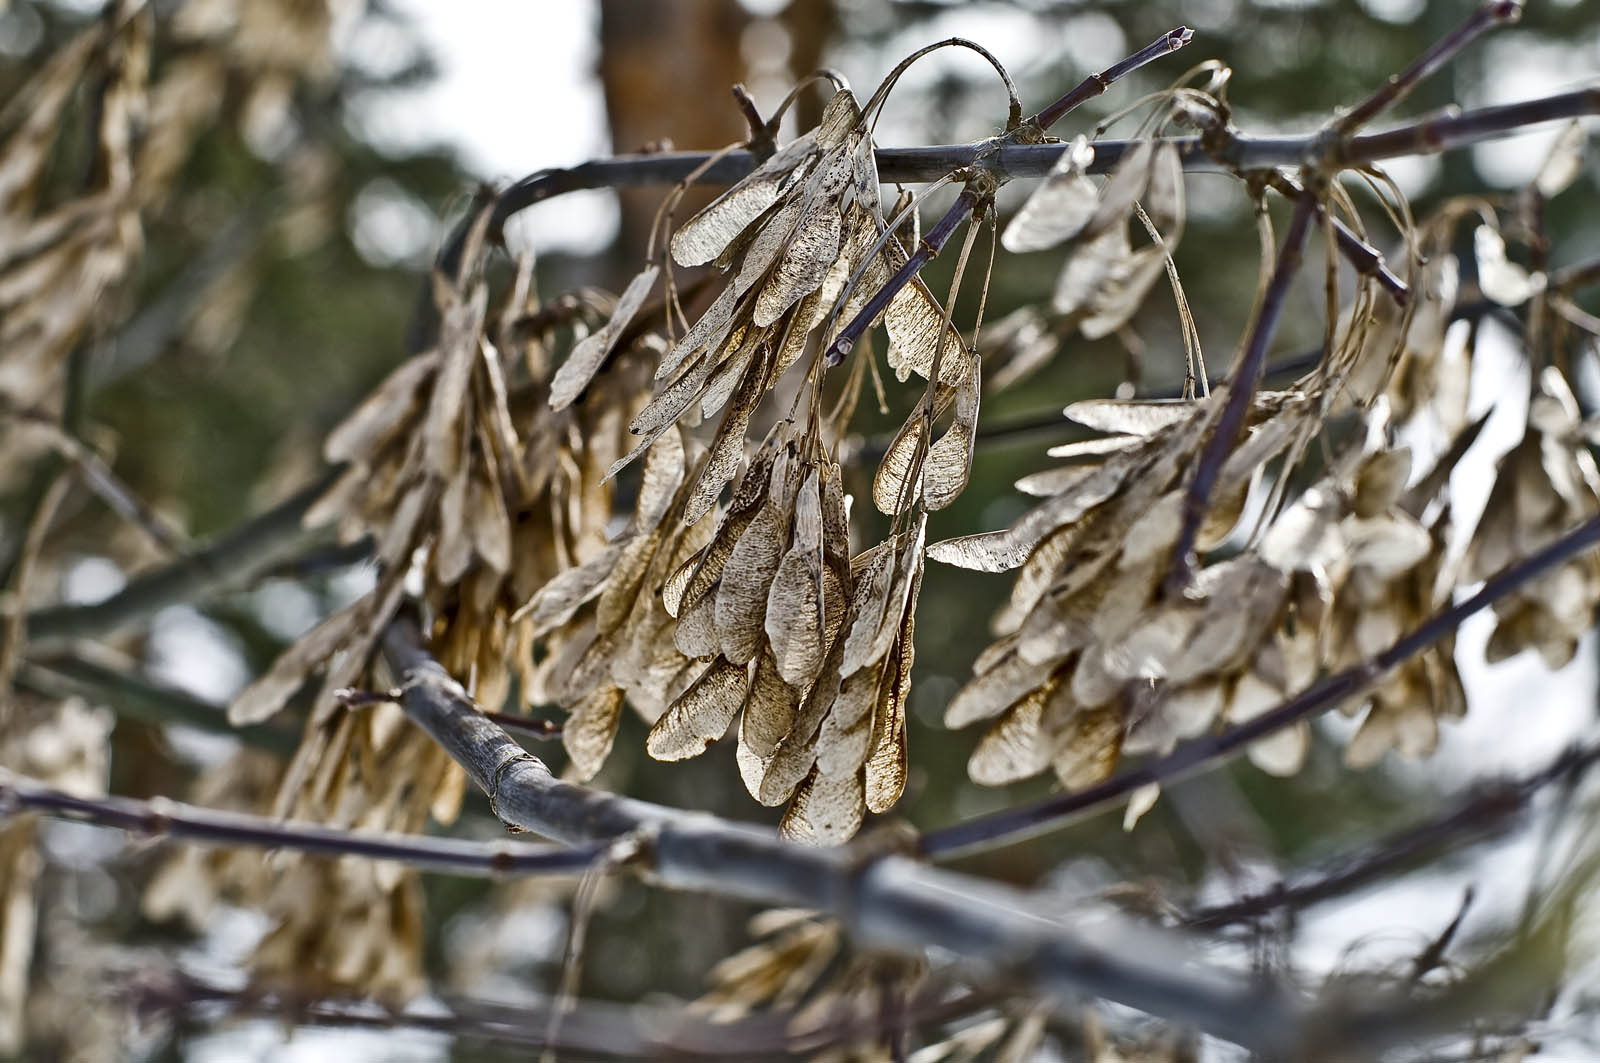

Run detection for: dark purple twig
[[482, 709, 563, 739], [1, 778, 605, 877], [1029, 26, 1193, 132], [921, 510, 1600, 858], [1269, 173, 1409, 304], [1334, 1, 1523, 136], [823, 189, 981, 367], [1165, 189, 1318, 596]]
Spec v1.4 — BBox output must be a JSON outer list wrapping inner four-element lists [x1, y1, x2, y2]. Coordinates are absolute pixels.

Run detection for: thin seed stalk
[[1165, 188, 1318, 596]]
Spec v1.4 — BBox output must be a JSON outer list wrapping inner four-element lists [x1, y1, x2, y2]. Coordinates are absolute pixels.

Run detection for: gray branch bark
[[381, 619, 1302, 1052]]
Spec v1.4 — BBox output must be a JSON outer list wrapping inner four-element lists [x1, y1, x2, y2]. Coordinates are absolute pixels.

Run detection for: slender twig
[[921, 510, 1600, 859], [1269, 173, 1409, 304], [0, 474, 72, 702], [1333, 0, 1523, 136], [381, 617, 1302, 1052], [1166, 188, 1318, 595], [0, 776, 606, 878], [16, 653, 300, 755], [1187, 741, 1600, 929], [132, 967, 1000, 1059], [1, 402, 191, 557], [823, 188, 983, 367], [1028, 26, 1193, 131], [23, 465, 344, 652]]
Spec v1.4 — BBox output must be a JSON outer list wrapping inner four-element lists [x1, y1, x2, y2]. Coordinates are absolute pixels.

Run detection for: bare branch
[[1, 775, 607, 878], [1333, 0, 1522, 136], [381, 617, 1303, 1052], [23, 466, 344, 652], [1028, 26, 1193, 132]]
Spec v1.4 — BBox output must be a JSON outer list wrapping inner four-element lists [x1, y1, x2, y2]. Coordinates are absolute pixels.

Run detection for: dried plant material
[[923, 360, 981, 510], [1002, 135, 1097, 252], [647, 657, 750, 761], [550, 265, 659, 410], [671, 134, 820, 268], [1535, 121, 1587, 199], [1123, 782, 1161, 830], [1474, 225, 1542, 307], [1467, 367, 1600, 670]]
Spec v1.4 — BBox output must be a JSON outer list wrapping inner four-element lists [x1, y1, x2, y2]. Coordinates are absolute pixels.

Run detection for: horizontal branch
[[381, 618, 1301, 1052], [1, 775, 606, 878], [23, 466, 344, 652], [920, 511, 1600, 858], [463, 88, 1600, 258]]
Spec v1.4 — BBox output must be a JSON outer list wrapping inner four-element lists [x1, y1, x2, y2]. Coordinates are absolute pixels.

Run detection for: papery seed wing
[[1080, 247, 1168, 339], [468, 467, 512, 574], [968, 680, 1057, 786], [671, 132, 819, 267], [923, 359, 981, 510], [1084, 139, 1153, 237], [840, 544, 897, 677], [733, 198, 806, 297], [513, 543, 625, 635], [1052, 225, 1129, 316], [657, 284, 741, 383], [423, 281, 489, 481], [1051, 704, 1123, 790], [717, 502, 789, 664], [550, 265, 659, 410], [229, 597, 364, 725], [885, 270, 969, 386], [741, 649, 799, 759], [1536, 121, 1586, 199], [324, 351, 439, 463], [945, 647, 1063, 729], [815, 89, 862, 151], [815, 665, 880, 777], [754, 154, 851, 327], [646, 656, 750, 761], [927, 466, 1122, 572], [563, 686, 626, 781], [673, 585, 722, 657], [864, 557, 920, 813], [779, 767, 864, 845], [1475, 225, 1539, 307], [1065, 397, 1197, 436], [1001, 135, 1097, 253]]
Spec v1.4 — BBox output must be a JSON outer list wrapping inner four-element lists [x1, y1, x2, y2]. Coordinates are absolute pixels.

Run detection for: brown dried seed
[[646, 656, 751, 761], [563, 685, 626, 781], [549, 264, 659, 410], [780, 767, 865, 845]]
